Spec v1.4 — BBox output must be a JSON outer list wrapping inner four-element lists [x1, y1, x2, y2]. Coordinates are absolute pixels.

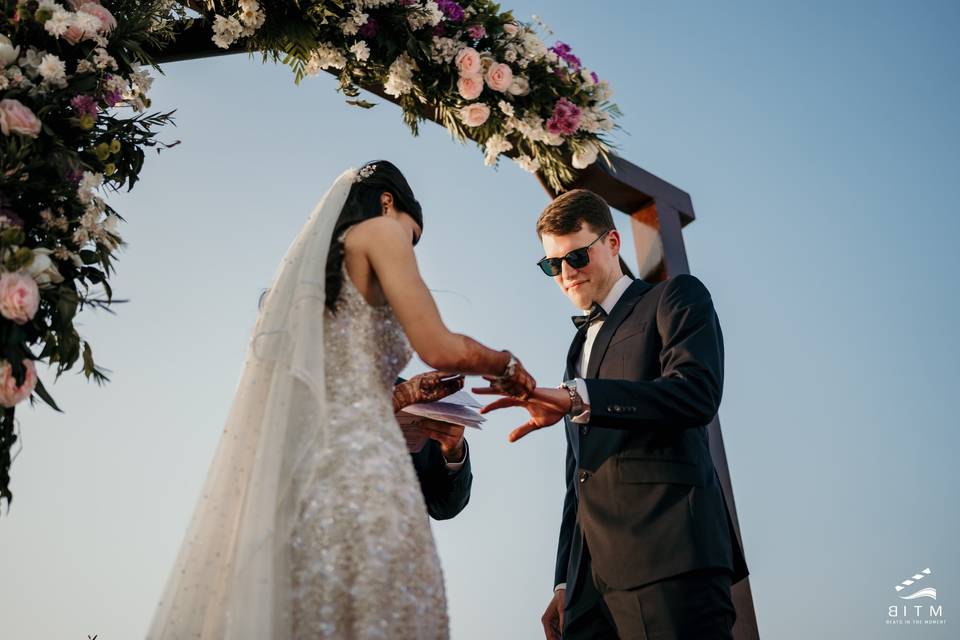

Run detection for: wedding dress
[[146, 168, 448, 639]]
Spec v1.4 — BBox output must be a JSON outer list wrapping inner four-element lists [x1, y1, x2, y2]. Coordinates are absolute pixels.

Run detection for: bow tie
[[572, 303, 607, 330]]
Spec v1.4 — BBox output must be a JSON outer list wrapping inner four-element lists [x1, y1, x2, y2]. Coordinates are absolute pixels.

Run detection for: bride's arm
[[352, 216, 512, 378]]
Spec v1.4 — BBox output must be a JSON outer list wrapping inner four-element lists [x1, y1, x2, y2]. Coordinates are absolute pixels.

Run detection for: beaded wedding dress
[[146, 168, 448, 639]]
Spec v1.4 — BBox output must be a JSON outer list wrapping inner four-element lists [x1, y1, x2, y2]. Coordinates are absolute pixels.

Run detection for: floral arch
[[0, 2, 757, 635]]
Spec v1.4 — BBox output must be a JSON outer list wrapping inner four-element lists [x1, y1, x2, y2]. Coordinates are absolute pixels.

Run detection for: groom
[[479, 189, 748, 639]]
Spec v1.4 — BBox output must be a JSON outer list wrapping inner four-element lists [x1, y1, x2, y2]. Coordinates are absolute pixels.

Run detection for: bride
[[146, 161, 535, 639]]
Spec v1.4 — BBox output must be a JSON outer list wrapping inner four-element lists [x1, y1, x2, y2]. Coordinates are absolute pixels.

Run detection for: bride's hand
[[473, 352, 536, 400], [475, 387, 572, 442], [393, 372, 465, 411]]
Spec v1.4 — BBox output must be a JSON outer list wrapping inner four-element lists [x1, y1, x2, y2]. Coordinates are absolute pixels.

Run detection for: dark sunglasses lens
[[565, 248, 590, 269], [538, 258, 562, 276]]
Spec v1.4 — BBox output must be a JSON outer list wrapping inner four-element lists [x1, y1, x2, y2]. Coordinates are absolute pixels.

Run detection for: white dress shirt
[[571, 275, 634, 424]]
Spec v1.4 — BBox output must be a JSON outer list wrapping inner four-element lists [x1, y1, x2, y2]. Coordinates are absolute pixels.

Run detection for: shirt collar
[[582, 275, 634, 317]]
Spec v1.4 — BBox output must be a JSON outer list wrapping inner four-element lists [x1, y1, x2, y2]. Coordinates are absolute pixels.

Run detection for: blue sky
[[1, 1, 958, 638]]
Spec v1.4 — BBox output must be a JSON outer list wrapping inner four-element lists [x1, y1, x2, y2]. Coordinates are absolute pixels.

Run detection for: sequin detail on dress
[[289, 235, 449, 639]]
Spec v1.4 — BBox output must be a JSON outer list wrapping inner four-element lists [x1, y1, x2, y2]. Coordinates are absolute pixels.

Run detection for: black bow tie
[[572, 303, 607, 330]]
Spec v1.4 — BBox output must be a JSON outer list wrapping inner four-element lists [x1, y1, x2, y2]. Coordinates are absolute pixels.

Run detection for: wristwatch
[[559, 379, 584, 417]]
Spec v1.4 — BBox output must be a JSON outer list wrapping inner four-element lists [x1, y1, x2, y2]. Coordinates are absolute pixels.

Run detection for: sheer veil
[[146, 167, 359, 639]]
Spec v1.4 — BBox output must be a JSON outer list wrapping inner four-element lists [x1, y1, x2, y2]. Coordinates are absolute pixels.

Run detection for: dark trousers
[[564, 568, 736, 640]]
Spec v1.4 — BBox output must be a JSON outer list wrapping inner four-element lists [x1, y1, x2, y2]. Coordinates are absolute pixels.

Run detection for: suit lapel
[[585, 279, 653, 378], [565, 327, 587, 380]]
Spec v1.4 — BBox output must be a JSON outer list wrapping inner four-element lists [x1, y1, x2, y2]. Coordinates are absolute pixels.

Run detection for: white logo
[[896, 568, 937, 600], [885, 567, 946, 626]]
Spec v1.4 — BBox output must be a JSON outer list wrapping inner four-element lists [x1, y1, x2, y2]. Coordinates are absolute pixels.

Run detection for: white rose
[[0, 35, 20, 68], [507, 75, 529, 96], [26, 248, 64, 286], [572, 141, 599, 169]]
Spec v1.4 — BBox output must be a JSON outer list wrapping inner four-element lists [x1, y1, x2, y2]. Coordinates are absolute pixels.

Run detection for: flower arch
[[0, 0, 620, 508]]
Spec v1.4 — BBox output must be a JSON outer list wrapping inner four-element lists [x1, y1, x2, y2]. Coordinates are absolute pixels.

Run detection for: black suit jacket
[[555, 274, 748, 614], [410, 438, 473, 520]]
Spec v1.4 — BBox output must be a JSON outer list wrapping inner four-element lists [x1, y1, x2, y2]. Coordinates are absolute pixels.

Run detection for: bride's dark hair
[[325, 160, 423, 311]]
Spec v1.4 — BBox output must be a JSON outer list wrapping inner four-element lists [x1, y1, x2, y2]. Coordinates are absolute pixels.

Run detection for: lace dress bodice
[[288, 242, 448, 639]]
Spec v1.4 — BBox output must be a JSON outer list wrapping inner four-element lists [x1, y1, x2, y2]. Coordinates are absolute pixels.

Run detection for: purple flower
[[103, 90, 123, 107], [545, 98, 582, 136], [399, 0, 417, 5], [591, 71, 599, 84], [64, 168, 84, 185], [70, 95, 98, 117], [432, 23, 446, 36], [359, 17, 379, 39], [466, 24, 486, 40], [436, 0, 464, 22], [549, 41, 582, 72]]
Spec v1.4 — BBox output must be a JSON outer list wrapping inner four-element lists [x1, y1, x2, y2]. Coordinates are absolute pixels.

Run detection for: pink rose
[[455, 47, 481, 76], [485, 62, 513, 92], [0, 359, 37, 408], [63, 24, 86, 45], [67, 0, 99, 8], [0, 99, 42, 138], [457, 74, 483, 100], [79, 2, 117, 33], [459, 103, 490, 127], [0, 271, 40, 324]]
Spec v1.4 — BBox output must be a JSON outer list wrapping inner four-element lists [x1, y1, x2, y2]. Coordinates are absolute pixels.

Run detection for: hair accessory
[[357, 163, 378, 182]]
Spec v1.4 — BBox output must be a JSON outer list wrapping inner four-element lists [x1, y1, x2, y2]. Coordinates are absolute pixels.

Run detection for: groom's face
[[541, 223, 621, 311]]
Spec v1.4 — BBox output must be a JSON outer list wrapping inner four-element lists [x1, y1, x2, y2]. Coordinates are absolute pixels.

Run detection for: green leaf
[[345, 99, 377, 109], [32, 376, 63, 413]]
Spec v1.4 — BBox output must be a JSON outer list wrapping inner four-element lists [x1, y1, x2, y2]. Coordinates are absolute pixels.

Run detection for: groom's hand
[[474, 387, 572, 442], [542, 588, 565, 639]]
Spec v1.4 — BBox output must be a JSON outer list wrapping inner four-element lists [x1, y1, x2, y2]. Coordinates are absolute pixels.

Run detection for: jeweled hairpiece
[[357, 163, 377, 181]]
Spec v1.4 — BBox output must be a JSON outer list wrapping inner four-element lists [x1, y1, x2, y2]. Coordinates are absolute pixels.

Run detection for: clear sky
[[2, 1, 958, 638]]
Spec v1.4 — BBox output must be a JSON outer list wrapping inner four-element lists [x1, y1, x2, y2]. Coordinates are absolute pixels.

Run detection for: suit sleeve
[[584, 274, 724, 430], [414, 440, 474, 521], [554, 428, 577, 588]]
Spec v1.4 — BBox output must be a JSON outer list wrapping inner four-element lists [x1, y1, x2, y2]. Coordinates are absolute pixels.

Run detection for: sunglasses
[[537, 229, 611, 276]]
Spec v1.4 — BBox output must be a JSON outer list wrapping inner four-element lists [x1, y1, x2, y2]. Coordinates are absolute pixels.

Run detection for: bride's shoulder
[[344, 216, 410, 249]]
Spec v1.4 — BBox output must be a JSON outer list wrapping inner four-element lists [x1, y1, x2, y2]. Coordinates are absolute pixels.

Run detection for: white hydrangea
[[304, 43, 347, 75], [19, 48, 44, 78], [37, 53, 67, 87], [43, 8, 72, 38], [497, 100, 514, 118], [77, 171, 104, 205], [93, 47, 118, 71], [514, 155, 541, 173], [341, 8, 368, 36], [429, 36, 461, 64], [484, 134, 513, 166], [212, 15, 243, 49], [350, 41, 371, 63], [238, 0, 266, 36], [520, 32, 547, 62], [122, 67, 154, 112], [408, 1, 443, 30], [383, 53, 417, 98], [75, 59, 95, 74]]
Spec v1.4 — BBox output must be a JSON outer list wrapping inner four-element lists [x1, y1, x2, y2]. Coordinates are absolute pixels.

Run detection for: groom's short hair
[[536, 189, 616, 238]]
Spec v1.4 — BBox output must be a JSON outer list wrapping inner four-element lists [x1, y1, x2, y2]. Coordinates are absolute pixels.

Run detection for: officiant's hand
[[393, 372, 464, 412], [475, 387, 572, 442], [419, 419, 466, 462]]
